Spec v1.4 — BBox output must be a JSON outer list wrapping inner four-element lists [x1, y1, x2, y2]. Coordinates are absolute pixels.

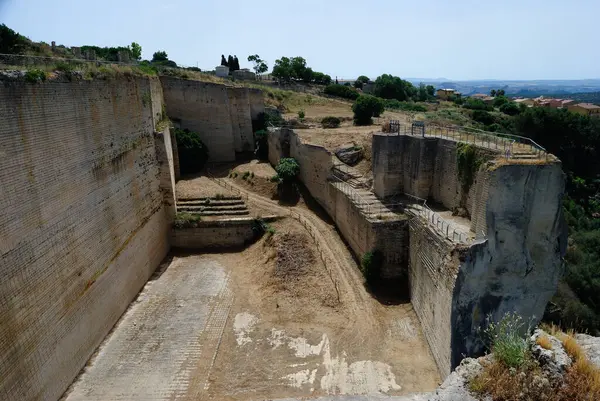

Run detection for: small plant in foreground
[[361, 250, 383, 286], [275, 158, 300, 183], [482, 312, 531, 368], [536, 334, 553, 350], [24, 69, 46, 83], [298, 109, 305, 120], [173, 212, 202, 229]]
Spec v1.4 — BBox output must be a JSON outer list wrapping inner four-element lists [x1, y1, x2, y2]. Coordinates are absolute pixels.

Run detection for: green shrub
[[463, 98, 494, 111], [298, 109, 305, 119], [173, 212, 202, 229], [24, 69, 46, 83], [252, 218, 276, 237], [361, 250, 383, 286], [384, 99, 427, 112], [54, 62, 74, 73], [321, 116, 341, 128], [493, 95, 509, 108], [499, 102, 521, 116], [482, 312, 531, 368], [275, 158, 300, 182], [242, 171, 251, 180], [352, 95, 385, 126], [324, 84, 360, 100], [456, 143, 484, 190], [472, 110, 495, 126], [174, 128, 209, 175]]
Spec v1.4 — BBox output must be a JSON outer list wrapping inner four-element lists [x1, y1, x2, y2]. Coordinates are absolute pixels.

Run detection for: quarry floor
[[62, 183, 441, 400]]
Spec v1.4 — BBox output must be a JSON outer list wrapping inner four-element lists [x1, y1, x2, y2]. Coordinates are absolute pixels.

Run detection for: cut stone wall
[[409, 219, 457, 377], [451, 162, 567, 369], [269, 128, 408, 279], [248, 88, 265, 121], [160, 77, 260, 162], [373, 134, 494, 217], [170, 219, 258, 249], [0, 76, 172, 401], [227, 87, 254, 153]]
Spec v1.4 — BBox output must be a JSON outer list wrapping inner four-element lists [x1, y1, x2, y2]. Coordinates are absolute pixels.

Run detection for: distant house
[[567, 103, 600, 117], [561, 99, 576, 108], [514, 98, 535, 107], [470, 93, 494, 104], [436, 88, 459, 100]]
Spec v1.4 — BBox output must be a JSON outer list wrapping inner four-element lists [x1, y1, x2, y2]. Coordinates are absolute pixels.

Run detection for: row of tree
[[271, 56, 332, 85]]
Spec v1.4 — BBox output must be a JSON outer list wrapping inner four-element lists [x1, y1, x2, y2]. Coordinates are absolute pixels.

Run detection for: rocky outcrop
[[335, 142, 363, 166], [576, 333, 600, 368]]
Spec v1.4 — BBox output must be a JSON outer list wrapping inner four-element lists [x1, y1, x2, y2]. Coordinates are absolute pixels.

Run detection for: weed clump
[[173, 212, 202, 229], [361, 250, 383, 287], [321, 116, 341, 128], [24, 69, 46, 83]]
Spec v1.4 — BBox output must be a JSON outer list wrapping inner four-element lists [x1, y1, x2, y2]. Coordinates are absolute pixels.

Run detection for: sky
[[1, 0, 599, 81]]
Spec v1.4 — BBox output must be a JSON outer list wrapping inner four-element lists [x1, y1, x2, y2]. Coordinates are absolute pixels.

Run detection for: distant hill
[[406, 78, 600, 97]]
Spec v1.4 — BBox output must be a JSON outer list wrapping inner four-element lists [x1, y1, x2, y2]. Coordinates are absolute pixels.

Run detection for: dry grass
[[536, 335, 554, 350], [469, 358, 554, 401], [471, 330, 600, 401]]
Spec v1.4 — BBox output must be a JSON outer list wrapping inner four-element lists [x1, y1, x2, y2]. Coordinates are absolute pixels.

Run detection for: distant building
[[215, 65, 229, 78], [233, 69, 256, 81], [470, 93, 494, 104], [561, 99, 576, 108], [436, 88, 459, 100], [567, 103, 600, 117], [514, 98, 535, 107]]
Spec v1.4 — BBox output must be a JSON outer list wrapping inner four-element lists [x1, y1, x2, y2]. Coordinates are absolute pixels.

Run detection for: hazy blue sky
[[1, 0, 598, 80]]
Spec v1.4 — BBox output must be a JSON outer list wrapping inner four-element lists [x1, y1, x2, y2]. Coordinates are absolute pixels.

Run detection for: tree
[[129, 42, 142, 60], [174, 128, 209, 175], [417, 83, 429, 102], [272, 57, 293, 82], [499, 102, 520, 116], [497, 89, 506, 96], [312, 72, 332, 85], [152, 51, 168, 62], [0, 24, 29, 54], [373, 74, 417, 102], [247, 54, 268, 76], [493, 95, 509, 107], [426, 85, 435, 97], [352, 95, 385, 125], [354, 75, 370, 89], [301, 67, 313, 83], [232, 55, 240, 71], [490, 89, 497, 97], [227, 55, 234, 70], [290, 56, 308, 80], [221, 54, 228, 67]]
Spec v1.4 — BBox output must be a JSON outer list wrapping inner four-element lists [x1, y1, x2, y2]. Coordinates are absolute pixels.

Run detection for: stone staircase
[[329, 182, 399, 221], [331, 162, 370, 189], [511, 149, 540, 160], [177, 196, 250, 217]]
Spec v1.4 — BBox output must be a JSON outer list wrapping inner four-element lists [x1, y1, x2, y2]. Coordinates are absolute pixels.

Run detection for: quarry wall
[[372, 132, 566, 377], [409, 219, 457, 377], [372, 134, 494, 222], [0, 75, 174, 401], [450, 162, 567, 368], [268, 128, 408, 279], [170, 219, 258, 249], [160, 77, 259, 162]]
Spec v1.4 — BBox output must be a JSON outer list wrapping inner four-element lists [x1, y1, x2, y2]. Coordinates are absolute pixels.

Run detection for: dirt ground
[[176, 174, 235, 199], [63, 216, 440, 401]]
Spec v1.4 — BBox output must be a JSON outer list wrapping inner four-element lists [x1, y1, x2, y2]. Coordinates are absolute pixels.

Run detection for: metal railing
[[387, 121, 548, 160], [400, 193, 470, 244]]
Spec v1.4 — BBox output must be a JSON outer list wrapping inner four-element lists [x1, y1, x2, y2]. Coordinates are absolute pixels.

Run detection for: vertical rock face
[[0, 75, 174, 401], [451, 162, 567, 368]]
